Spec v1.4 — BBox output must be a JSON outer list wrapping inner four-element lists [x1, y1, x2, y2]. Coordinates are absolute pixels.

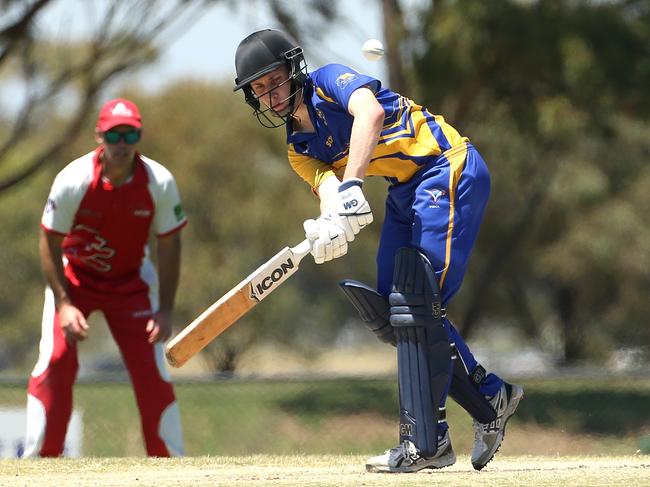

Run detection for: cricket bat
[[165, 239, 312, 368]]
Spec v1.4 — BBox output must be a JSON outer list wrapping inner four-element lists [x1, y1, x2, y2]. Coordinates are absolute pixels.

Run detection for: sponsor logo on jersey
[[66, 225, 115, 272], [44, 198, 57, 213], [315, 108, 327, 126], [424, 188, 447, 208], [336, 72, 358, 89], [78, 208, 102, 218], [174, 204, 185, 221], [133, 209, 151, 217], [132, 309, 153, 318]]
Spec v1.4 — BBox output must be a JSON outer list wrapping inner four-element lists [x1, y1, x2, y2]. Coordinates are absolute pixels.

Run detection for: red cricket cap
[[96, 98, 142, 131]]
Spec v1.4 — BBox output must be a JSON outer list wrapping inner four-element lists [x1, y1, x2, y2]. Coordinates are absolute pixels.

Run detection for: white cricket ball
[[362, 39, 384, 62]]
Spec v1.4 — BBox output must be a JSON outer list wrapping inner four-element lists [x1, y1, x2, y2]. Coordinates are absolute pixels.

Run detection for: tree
[[0, 0, 217, 193], [0, 0, 344, 373], [0, 0, 346, 195], [4, 0, 648, 373], [406, 0, 650, 364]]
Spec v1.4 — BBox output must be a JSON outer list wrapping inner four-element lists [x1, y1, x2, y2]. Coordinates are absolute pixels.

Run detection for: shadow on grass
[[277, 379, 397, 418], [276, 379, 650, 436], [516, 390, 650, 435]]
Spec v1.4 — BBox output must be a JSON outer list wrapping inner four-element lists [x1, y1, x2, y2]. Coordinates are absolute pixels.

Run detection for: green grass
[[1, 376, 648, 457]]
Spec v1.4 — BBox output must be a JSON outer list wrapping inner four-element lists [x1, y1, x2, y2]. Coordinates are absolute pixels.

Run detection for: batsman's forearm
[[157, 232, 181, 313], [344, 89, 385, 181], [344, 113, 382, 181]]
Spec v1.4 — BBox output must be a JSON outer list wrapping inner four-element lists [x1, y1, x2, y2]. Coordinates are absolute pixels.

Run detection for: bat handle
[[291, 238, 313, 262]]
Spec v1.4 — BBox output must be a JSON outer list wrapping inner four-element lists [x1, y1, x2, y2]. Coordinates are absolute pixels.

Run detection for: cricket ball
[[362, 39, 384, 62]]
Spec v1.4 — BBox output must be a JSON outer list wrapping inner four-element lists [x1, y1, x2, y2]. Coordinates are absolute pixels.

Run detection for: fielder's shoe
[[365, 429, 456, 473], [471, 382, 524, 471]]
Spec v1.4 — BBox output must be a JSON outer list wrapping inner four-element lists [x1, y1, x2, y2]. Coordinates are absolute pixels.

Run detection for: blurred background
[[0, 0, 648, 458]]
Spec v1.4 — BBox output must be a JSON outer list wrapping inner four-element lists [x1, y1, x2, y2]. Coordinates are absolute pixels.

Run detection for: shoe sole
[[472, 385, 524, 471], [366, 449, 456, 473]]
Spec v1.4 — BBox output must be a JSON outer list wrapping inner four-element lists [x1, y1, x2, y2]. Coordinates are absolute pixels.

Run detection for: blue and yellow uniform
[[287, 63, 502, 397]]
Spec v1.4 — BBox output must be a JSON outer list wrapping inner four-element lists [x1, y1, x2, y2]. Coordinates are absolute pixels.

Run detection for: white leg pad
[[159, 401, 184, 456], [22, 394, 46, 457]]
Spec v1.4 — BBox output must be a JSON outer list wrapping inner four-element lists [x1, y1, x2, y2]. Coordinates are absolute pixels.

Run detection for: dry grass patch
[[2, 455, 649, 487]]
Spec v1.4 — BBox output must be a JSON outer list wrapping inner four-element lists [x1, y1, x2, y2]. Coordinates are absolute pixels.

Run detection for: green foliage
[[2, 0, 649, 372], [0, 79, 385, 372], [408, 0, 650, 363], [0, 161, 57, 368], [134, 81, 384, 360]]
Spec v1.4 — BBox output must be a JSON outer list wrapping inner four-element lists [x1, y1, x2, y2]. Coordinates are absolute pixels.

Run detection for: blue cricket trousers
[[376, 142, 502, 398]]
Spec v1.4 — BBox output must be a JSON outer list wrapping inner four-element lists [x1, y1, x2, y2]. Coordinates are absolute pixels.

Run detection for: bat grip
[[291, 238, 312, 261]]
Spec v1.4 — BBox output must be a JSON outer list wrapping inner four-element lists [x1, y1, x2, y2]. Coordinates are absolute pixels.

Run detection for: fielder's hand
[[58, 302, 89, 342], [304, 216, 348, 264], [334, 179, 373, 240], [146, 310, 173, 344]]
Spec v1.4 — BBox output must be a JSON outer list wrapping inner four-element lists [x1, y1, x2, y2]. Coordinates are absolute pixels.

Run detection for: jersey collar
[[92, 146, 147, 190], [286, 78, 317, 144]]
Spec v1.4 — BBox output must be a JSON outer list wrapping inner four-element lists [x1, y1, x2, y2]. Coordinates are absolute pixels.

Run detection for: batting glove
[[303, 216, 348, 264], [334, 178, 373, 241]]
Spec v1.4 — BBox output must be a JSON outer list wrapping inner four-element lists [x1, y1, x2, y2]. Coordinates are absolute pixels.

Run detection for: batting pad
[[338, 279, 395, 345], [339, 278, 496, 424], [390, 247, 452, 457]]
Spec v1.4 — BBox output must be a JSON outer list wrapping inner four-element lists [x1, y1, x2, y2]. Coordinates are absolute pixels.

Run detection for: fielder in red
[[24, 98, 187, 457]]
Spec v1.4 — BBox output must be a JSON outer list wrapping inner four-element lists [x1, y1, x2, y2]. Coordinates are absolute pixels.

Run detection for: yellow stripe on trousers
[[439, 143, 468, 288]]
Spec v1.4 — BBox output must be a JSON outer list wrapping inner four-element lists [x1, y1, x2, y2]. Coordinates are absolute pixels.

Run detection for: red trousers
[[24, 286, 184, 457]]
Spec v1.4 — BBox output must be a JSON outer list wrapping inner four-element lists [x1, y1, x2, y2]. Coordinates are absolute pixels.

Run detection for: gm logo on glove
[[343, 199, 359, 210]]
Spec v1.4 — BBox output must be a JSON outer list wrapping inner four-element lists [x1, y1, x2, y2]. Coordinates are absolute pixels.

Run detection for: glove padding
[[303, 216, 348, 264], [334, 179, 373, 240]]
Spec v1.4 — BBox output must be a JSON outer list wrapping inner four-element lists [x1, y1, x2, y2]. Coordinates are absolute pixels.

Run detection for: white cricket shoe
[[471, 382, 524, 470], [365, 429, 456, 473]]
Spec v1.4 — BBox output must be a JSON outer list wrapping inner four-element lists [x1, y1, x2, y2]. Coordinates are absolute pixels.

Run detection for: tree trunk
[[557, 286, 587, 365], [381, 0, 410, 94]]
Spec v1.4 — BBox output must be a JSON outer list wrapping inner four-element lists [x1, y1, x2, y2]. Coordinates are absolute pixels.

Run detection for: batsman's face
[[250, 66, 293, 115]]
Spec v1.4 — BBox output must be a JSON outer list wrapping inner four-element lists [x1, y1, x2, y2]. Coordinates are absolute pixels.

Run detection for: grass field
[[1, 376, 649, 457], [1, 376, 649, 485], [1, 455, 649, 487]]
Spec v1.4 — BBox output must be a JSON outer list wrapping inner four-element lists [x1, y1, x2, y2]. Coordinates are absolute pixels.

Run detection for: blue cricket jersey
[[286, 63, 469, 189], [285, 63, 504, 399]]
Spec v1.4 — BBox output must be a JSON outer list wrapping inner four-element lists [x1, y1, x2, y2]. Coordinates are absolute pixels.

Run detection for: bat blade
[[165, 239, 311, 368]]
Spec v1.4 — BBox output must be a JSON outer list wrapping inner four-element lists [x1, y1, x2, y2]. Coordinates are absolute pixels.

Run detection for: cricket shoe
[[365, 429, 456, 473], [471, 382, 524, 471]]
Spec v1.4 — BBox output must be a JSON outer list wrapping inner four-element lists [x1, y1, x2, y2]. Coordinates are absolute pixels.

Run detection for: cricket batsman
[[233, 29, 523, 472]]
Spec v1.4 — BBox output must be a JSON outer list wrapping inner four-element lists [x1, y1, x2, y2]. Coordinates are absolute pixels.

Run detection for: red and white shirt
[[41, 147, 187, 294]]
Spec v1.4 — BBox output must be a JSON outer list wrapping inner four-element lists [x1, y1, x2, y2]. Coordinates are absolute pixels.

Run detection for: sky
[[147, 1, 388, 88], [37, 0, 389, 92]]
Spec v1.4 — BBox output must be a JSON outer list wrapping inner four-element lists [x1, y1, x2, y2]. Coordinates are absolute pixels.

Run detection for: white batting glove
[[303, 216, 348, 264], [334, 179, 373, 241]]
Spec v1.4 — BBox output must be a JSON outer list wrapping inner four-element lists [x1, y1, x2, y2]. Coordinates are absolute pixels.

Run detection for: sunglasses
[[103, 129, 141, 145]]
